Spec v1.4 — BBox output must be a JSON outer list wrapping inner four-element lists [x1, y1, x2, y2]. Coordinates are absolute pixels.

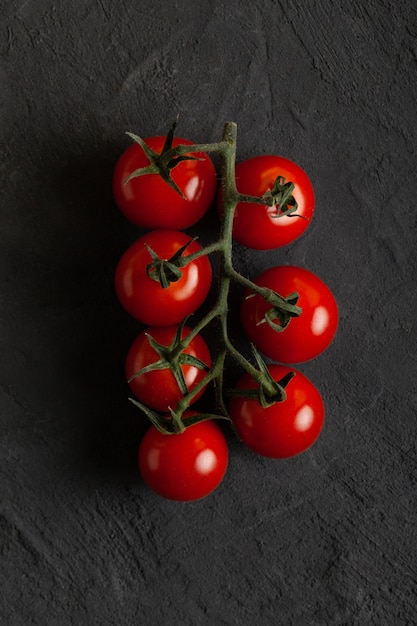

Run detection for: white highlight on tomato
[[195, 449, 217, 474], [294, 405, 315, 432], [147, 449, 161, 471], [184, 175, 199, 200], [311, 305, 329, 336]]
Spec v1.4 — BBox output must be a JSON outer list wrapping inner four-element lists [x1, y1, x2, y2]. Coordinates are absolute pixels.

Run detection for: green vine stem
[[127, 121, 302, 433]]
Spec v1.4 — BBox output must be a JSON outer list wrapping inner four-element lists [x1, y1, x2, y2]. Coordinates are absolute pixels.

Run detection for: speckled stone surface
[[2, 1, 417, 624]]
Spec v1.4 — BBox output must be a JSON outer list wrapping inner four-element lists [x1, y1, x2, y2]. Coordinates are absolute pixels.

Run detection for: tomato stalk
[[126, 120, 303, 429]]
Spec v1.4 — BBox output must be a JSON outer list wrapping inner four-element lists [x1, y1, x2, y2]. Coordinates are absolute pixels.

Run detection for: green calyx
[[128, 321, 209, 398], [262, 176, 298, 217], [228, 346, 295, 408], [124, 116, 202, 198], [262, 291, 301, 332], [129, 397, 230, 435], [246, 288, 302, 332], [145, 238, 197, 288]]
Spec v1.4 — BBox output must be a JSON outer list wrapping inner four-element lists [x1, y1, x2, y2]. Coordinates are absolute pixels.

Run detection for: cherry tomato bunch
[[113, 120, 338, 501]]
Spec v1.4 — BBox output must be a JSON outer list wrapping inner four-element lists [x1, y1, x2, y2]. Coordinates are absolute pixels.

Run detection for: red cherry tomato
[[241, 265, 338, 363], [114, 230, 212, 326], [113, 136, 217, 230], [229, 364, 324, 458], [219, 155, 314, 249], [126, 325, 212, 412], [138, 414, 229, 501]]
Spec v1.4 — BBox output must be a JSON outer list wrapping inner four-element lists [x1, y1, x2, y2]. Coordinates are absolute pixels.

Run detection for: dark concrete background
[[1, 1, 417, 624]]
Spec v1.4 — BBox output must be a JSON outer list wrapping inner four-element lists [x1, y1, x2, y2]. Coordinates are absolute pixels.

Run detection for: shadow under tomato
[[24, 137, 153, 483]]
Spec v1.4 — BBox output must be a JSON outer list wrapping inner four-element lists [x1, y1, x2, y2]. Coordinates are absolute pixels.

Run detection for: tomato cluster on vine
[[112, 120, 338, 502]]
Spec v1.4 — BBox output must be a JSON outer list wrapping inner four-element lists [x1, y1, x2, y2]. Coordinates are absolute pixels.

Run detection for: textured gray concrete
[[1, 1, 417, 624]]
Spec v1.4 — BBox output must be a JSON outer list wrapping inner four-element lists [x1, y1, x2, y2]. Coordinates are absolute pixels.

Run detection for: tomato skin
[[113, 136, 217, 230], [220, 155, 314, 250], [126, 326, 212, 412], [241, 266, 338, 363], [114, 230, 212, 326], [138, 414, 229, 501], [229, 365, 324, 459]]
